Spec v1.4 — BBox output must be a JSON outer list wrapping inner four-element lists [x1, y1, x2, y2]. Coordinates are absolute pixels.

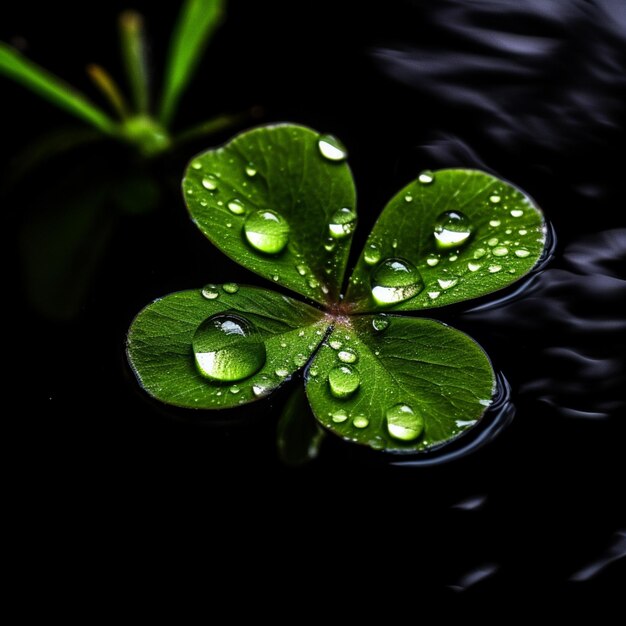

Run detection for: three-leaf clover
[[127, 124, 547, 454]]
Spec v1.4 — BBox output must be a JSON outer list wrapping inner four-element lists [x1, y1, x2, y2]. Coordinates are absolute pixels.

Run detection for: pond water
[[4, 0, 624, 596]]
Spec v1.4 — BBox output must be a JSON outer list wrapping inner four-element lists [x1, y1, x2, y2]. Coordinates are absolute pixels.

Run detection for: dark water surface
[[4, 1, 625, 597]]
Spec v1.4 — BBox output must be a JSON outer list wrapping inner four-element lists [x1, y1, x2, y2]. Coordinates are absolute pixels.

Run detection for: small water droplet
[[437, 276, 459, 289], [434, 211, 472, 249], [229, 385, 240, 394], [392, 238, 398, 249], [492, 246, 509, 257], [222, 282, 239, 294], [386, 403, 424, 441], [328, 207, 357, 239], [404, 193, 413, 202], [193, 313, 266, 382], [308, 278, 320, 289], [364, 243, 382, 265], [328, 365, 360, 398], [488, 265, 502, 273], [244, 210, 290, 254], [294, 354, 308, 368], [295, 263, 307, 276], [191, 160, 202, 170], [323, 239, 336, 252], [515, 248, 530, 258], [201, 284, 220, 299], [338, 349, 358, 364], [448, 254, 458, 262], [352, 414, 369, 429], [372, 316, 389, 333], [272, 274, 279, 281], [331, 410, 348, 423], [489, 194, 501, 204], [245, 163, 257, 177], [518, 229, 528, 236], [487, 237, 499, 247], [298, 330, 305, 337], [468, 261, 481, 272], [510, 209, 524, 218], [418, 170, 434, 184], [489, 219, 501, 227], [200, 200, 208, 207], [227, 198, 245, 215], [309, 367, 319, 378], [186, 187, 194, 195], [428, 291, 440, 299], [371, 258, 424, 305], [275, 368, 290, 378], [329, 340, 342, 350], [474, 248, 487, 259], [252, 382, 274, 397], [317, 134, 348, 161], [426, 254, 440, 267], [201, 175, 218, 191]]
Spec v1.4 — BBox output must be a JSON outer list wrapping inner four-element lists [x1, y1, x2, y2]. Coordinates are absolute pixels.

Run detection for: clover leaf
[[127, 123, 547, 454]]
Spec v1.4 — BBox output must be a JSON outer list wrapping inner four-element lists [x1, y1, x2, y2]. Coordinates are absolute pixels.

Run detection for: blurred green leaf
[[159, 0, 225, 125], [0, 43, 118, 134], [119, 11, 150, 114]]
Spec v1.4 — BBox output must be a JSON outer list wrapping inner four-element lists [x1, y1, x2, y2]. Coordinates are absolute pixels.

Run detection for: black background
[[4, 0, 625, 600]]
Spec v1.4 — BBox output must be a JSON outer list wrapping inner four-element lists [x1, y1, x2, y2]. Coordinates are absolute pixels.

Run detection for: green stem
[[87, 64, 130, 120], [119, 11, 150, 114]]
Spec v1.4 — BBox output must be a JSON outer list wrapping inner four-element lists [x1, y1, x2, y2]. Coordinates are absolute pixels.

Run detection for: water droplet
[[371, 258, 424, 305], [515, 248, 530, 258], [487, 237, 499, 247], [191, 160, 202, 170], [364, 243, 381, 265], [352, 414, 369, 429], [433, 211, 472, 248], [386, 403, 424, 441], [338, 349, 358, 364], [404, 193, 413, 202], [323, 239, 336, 252], [331, 410, 348, 423], [328, 207, 357, 239], [185, 187, 194, 195], [489, 194, 501, 204], [296, 263, 307, 276], [227, 198, 245, 215], [474, 248, 487, 259], [427, 291, 440, 299], [329, 340, 342, 350], [418, 170, 434, 184], [275, 368, 290, 378], [437, 276, 459, 289], [392, 238, 398, 249], [272, 274, 279, 281], [449, 254, 458, 262], [426, 254, 440, 267], [193, 313, 266, 382], [252, 382, 274, 397], [328, 365, 360, 398], [222, 282, 239, 294], [372, 316, 389, 333], [468, 261, 481, 272], [510, 209, 524, 218], [244, 210, 290, 254], [308, 278, 320, 289], [201, 175, 218, 191], [492, 246, 509, 257], [200, 200, 208, 207], [294, 354, 308, 368], [229, 385, 240, 394], [489, 219, 501, 227], [518, 229, 528, 236], [488, 265, 502, 273], [201, 284, 219, 299], [317, 134, 347, 161], [245, 163, 257, 177]]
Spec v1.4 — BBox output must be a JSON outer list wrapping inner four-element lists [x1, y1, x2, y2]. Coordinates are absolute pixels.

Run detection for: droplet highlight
[[317, 134, 348, 161], [418, 170, 434, 184]]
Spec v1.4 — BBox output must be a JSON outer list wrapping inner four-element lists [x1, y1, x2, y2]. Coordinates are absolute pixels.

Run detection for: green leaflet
[[347, 169, 546, 312], [183, 124, 356, 304], [305, 316, 495, 453], [127, 285, 327, 409]]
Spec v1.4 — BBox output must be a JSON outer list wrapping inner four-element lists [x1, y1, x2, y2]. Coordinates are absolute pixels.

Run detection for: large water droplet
[[510, 209, 524, 218], [227, 199, 245, 215], [386, 403, 424, 441], [434, 211, 472, 248], [317, 134, 348, 161], [328, 365, 360, 398], [193, 313, 266, 382], [201, 175, 218, 191], [437, 276, 459, 289], [418, 170, 434, 184], [244, 210, 290, 254], [489, 194, 501, 204], [371, 258, 424, 305], [352, 414, 369, 429], [222, 282, 239, 294], [201, 284, 220, 299], [492, 246, 509, 257], [329, 207, 356, 239], [331, 410, 348, 423], [364, 243, 381, 265], [515, 248, 530, 258], [467, 261, 481, 272], [372, 316, 389, 333], [245, 163, 257, 177], [338, 349, 358, 364]]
